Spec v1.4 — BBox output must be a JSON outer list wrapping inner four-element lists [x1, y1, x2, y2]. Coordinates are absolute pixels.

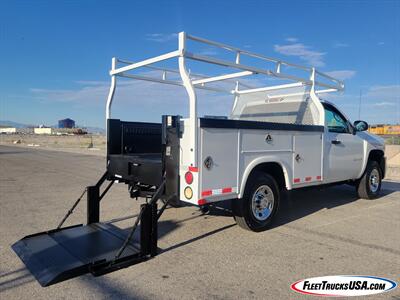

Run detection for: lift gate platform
[[12, 173, 166, 287]]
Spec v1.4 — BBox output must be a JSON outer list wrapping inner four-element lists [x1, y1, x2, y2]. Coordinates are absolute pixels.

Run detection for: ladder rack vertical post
[[309, 67, 325, 126], [178, 32, 198, 167], [235, 52, 240, 64], [106, 57, 117, 121]]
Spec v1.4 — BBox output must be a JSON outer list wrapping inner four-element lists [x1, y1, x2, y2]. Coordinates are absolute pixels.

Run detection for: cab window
[[323, 104, 349, 133]]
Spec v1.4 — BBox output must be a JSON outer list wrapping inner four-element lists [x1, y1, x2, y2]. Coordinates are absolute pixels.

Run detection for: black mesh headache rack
[[12, 32, 343, 287]]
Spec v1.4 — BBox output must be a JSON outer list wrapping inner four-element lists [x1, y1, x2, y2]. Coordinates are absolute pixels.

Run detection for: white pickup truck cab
[[105, 32, 386, 232]]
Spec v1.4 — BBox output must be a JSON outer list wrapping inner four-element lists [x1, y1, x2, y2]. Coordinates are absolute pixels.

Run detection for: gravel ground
[[0, 145, 399, 299]]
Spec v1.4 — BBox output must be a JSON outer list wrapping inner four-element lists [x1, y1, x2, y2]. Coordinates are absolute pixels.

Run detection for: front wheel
[[232, 172, 280, 232], [356, 160, 382, 199]]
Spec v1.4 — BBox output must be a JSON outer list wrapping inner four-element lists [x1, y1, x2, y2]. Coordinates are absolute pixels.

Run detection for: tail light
[[184, 187, 193, 199], [185, 171, 193, 184]]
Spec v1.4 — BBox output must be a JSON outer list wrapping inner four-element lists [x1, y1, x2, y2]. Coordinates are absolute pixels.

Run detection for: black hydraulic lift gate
[[12, 173, 167, 287], [12, 115, 180, 287]]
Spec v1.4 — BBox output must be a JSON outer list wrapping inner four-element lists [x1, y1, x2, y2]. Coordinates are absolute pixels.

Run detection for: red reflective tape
[[316, 175, 322, 180], [305, 176, 312, 182], [294, 178, 300, 183], [198, 199, 207, 205], [222, 187, 232, 193], [189, 166, 198, 172], [201, 190, 212, 197]]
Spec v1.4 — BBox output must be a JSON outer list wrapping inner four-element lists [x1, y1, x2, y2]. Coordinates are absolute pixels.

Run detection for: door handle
[[331, 139, 341, 145]]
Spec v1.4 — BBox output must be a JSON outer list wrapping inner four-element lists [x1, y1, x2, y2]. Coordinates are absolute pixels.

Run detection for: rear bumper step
[[12, 222, 149, 287]]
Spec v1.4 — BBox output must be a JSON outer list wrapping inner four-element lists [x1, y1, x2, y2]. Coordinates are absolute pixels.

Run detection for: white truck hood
[[357, 131, 385, 150]]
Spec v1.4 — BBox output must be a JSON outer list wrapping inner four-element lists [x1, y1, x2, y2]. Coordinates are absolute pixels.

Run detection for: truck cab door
[[323, 103, 364, 183]]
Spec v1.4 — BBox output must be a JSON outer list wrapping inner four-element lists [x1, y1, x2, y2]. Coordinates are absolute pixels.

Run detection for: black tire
[[232, 171, 280, 232], [356, 160, 382, 199]]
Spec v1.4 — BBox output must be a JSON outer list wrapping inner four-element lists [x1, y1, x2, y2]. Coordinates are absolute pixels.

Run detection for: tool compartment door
[[200, 128, 239, 200], [293, 133, 323, 185]]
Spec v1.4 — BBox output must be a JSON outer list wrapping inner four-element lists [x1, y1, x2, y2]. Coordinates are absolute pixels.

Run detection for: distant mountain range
[[0, 120, 33, 128], [81, 126, 106, 134], [0, 120, 105, 134]]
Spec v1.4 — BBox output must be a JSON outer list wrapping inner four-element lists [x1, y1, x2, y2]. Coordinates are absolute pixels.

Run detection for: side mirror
[[353, 120, 368, 132]]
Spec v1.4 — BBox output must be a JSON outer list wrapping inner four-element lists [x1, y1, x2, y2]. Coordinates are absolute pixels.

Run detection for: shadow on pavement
[[382, 180, 400, 192], [0, 267, 35, 293], [79, 275, 148, 300], [273, 181, 398, 228], [160, 224, 236, 254], [272, 185, 358, 228]]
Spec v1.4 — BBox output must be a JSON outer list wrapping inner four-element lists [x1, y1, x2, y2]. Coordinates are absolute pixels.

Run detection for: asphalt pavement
[[0, 145, 399, 299]]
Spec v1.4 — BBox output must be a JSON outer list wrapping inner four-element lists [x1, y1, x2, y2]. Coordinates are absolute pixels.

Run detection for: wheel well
[[368, 149, 385, 178], [250, 162, 286, 190]]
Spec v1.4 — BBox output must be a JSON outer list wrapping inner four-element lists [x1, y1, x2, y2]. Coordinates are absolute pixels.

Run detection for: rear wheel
[[233, 172, 280, 232], [356, 160, 382, 199]]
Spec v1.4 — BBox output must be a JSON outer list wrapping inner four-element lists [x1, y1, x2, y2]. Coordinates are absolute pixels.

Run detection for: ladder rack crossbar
[[109, 32, 343, 93], [186, 33, 311, 72]]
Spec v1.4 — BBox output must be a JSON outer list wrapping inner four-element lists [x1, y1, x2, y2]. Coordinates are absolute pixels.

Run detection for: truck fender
[[238, 157, 291, 198], [356, 145, 370, 179], [356, 148, 385, 180]]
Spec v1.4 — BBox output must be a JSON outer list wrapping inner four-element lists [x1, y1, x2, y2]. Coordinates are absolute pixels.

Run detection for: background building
[[58, 118, 75, 129], [34, 127, 52, 135], [0, 127, 16, 134]]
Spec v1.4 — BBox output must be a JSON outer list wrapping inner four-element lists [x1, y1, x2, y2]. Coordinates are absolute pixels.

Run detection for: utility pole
[[358, 89, 362, 120]]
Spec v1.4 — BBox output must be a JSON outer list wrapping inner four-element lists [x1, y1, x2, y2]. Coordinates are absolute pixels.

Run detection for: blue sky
[[1, 0, 399, 128]]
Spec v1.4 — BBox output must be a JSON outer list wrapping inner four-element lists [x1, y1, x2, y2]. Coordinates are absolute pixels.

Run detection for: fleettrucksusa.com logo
[[291, 275, 397, 297]]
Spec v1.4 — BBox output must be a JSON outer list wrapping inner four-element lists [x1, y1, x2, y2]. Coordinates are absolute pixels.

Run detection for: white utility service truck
[[13, 32, 386, 286]]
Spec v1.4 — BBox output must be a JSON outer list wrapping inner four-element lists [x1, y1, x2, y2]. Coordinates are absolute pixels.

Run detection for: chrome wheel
[[251, 185, 274, 221], [369, 168, 380, 193]]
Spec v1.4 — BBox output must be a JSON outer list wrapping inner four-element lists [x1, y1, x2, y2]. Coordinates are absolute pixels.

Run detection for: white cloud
[[366, 85, 400, 99], [378, 41, 385, 46], [274, 43, 326, 67], [324, 85, 400, 103], [285, 37, 298, 43], [74, 80, 108, 86], [333, 42, 349, 48], [373, 102, 396, 107], [29, 72, 235, 122], [322, 85, 400, 124], [145, 33, 178, 43], [325, 70, 356, 80]]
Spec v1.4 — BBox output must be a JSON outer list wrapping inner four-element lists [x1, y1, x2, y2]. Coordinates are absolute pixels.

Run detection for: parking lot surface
[[0, 145, 399, 299]]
